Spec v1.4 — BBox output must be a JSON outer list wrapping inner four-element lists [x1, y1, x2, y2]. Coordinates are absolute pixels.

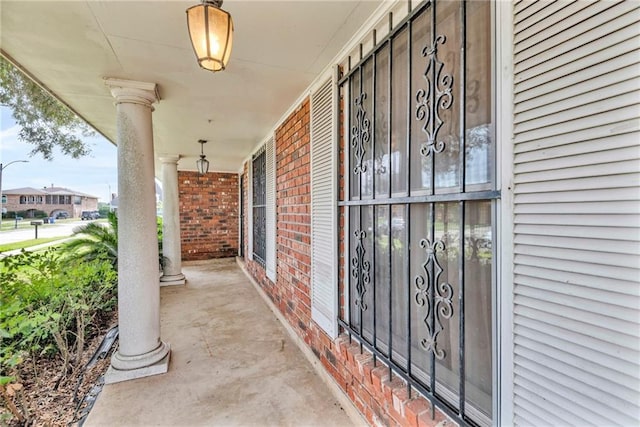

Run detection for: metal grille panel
[[252, 149, 266, 266], [338, 1, 498, 425]]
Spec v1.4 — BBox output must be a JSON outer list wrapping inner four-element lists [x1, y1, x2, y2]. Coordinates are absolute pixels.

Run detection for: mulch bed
[[1, 312, 117, 426]]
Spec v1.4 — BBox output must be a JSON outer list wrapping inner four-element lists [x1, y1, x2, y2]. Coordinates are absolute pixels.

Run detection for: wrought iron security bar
[[252, 148, 267, 266], [337, 1, 497, 426]]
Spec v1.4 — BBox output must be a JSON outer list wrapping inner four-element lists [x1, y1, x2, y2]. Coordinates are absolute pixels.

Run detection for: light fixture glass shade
[[196, 156, 210, 174], [187, 1, 233, 72]]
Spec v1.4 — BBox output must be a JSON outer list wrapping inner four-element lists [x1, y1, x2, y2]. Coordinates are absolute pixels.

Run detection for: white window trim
[[496, 0, 515, 425]]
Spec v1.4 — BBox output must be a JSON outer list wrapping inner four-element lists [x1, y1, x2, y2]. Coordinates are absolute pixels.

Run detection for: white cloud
[[0, 125, 25, 158], [0, 124, 19, 139], [1, 107, 118, 202]]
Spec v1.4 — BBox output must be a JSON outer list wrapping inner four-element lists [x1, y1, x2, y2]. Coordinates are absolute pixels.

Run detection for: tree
[[0, 56, 95, 160]]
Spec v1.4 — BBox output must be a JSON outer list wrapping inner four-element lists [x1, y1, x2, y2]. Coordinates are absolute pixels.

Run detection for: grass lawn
[[0, 236, 68, 253], [0, 219, 33, 231]]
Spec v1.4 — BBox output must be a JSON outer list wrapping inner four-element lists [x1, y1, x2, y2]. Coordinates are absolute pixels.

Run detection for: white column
[[159, 155, 185, 286], [104, 78, 170, 383]]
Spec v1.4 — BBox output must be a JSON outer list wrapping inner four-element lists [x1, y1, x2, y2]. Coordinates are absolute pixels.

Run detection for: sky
[[0, 106, 118, 203]]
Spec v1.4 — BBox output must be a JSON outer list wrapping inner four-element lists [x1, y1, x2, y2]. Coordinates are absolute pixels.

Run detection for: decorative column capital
[[104, 78, 160, 108], [158, 154, 181, 165]]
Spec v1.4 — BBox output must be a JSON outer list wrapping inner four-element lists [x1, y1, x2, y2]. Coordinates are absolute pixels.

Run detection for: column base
[[160, 273, 186, 286], [105, 344, 171, 384]]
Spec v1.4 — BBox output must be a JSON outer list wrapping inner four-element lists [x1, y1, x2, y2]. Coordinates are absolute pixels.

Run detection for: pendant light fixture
[[186, 0, 234, 72], [196, 139, 209, 174]]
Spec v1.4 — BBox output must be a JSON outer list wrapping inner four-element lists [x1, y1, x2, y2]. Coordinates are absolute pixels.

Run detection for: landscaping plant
[[62, 212, 119, 268], [0, 248, 117, 424], [63, 211, 165, 271]]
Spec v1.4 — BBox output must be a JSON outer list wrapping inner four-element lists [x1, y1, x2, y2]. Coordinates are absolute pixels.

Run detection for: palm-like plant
[[62, 212, 165, 271], [63, 212, 118, 268]]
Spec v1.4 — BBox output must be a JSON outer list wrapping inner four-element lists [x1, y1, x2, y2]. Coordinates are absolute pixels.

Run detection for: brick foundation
[[241, 99, 454, 427], [179, 171, 238, 261]]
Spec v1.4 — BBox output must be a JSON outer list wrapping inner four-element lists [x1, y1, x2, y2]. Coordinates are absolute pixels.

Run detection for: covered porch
[[86, 258, 361, 426]]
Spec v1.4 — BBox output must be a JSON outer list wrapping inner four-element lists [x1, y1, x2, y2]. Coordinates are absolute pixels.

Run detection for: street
[[0, 219, 88, 244]]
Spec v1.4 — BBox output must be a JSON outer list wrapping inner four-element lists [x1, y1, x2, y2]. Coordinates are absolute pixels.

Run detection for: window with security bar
[[338, 1, 496, 425], [252, 149, 266, 266]]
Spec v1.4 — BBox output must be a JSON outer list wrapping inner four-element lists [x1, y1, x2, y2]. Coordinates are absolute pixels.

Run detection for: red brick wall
[[179, 171, 238, 261], [244, 100, 312, 336], [242, 99, 452, 427], [275, 100, 313, 335]]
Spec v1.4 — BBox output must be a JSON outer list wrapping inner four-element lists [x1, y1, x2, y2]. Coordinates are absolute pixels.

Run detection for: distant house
[[2, 186, 98, 219], [109, 194, 118, 213], [108, 180, 162, 215]]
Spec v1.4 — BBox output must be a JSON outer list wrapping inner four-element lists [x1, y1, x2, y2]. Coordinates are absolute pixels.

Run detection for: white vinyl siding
[[266, 136, 277, 281], [310, 76, 338, 338], [512, 1, 640, 425]]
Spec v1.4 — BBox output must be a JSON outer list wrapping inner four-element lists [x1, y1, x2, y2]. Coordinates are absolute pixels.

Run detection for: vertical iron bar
[[406, 22, 412, 196], [387, 11, 394, 382], [429, 202, 436, 401], [358, 205, 363, 353], [430, 0, 437, 197], [372, 44, 377, 362], [358, 54, 364, 354], [458, 0, 467, 417], [344, 206, 353, 330], [372, 205, 377, 361], [458, 200, 466, 417], [372, 37, 377, 201], [429, 1, 438, 415], [359, 61, 364, 203], [337, 66, 343, 334], [346, 77, 353, 329], [345, 76, 350, 196], [388, 205, 393, 381], [406, 16, 413, 397], [406, 203, 412, 397], [459, 0, 467, 196], [388, 12, 393, 200]]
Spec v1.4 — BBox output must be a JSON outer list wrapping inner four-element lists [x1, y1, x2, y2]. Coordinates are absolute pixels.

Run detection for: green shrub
[[0, 248, 117, 384]]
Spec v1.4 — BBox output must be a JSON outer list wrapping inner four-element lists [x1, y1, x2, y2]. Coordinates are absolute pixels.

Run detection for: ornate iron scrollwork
[[351, 230, 370, 311], [374, 153, 387, 175], [374, 97, 388, 176], [415, 238, 454, 360], [351, 93, 370, 174], [416, 35, 454, 158]]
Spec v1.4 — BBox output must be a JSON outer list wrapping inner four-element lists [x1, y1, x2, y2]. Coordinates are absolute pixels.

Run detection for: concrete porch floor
[[86, 258, 361, 426]]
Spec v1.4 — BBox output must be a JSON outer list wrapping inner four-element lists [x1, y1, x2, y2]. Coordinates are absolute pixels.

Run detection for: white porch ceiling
[[0, 0, 382, 173]]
